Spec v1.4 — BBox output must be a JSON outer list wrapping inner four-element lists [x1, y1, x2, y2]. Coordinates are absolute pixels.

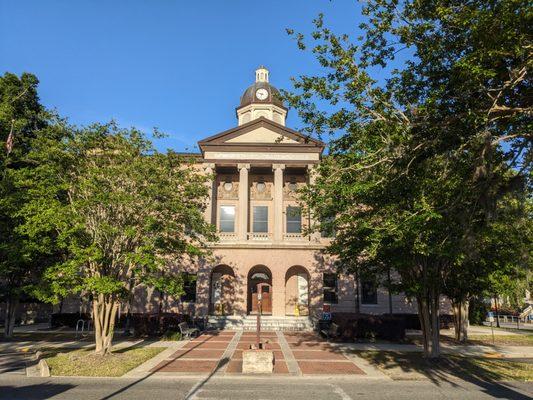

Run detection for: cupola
[[236, 66, 288, 126]]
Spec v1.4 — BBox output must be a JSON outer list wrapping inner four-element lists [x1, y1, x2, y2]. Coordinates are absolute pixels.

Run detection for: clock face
[[255, 88, 268, 100]]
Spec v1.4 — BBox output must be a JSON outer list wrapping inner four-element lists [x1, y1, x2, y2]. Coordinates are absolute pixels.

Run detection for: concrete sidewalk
[[331, 342, 533, 358]]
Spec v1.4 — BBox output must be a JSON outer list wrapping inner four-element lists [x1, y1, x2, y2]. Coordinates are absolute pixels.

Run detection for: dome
[[239, 81, 285, 109]]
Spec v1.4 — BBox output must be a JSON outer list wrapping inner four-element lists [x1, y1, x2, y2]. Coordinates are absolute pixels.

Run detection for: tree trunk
[[417, 297, 430, 356], [417, 292, 441, 359], [452, 300, 469, 342], [494, 296, 500, 328], [93, 294, 119, 355], [4, 296, 19, 339], [429, 290, 440, 359], [354, 271, 360, 314], [387, 269, 393, 315], [460, 301, 469, 342]]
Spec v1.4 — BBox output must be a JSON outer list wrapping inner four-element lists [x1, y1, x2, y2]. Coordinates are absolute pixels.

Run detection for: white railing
[[283, 233, 308, 241], [487, 314, 533, 325], [247, 232, 272, 241], [218, 232, 238, 241]]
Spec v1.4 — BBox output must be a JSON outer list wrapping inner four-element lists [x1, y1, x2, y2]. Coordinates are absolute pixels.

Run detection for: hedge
[[331, 313, 406, 341], [329, 313, 454, 341], [50, 312, 91, 328], [50, 312, 191, 337], [130, 313, 190, 337]]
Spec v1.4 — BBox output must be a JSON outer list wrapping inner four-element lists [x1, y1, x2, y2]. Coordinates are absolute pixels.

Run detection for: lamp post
[[256, 283, 262, 349]]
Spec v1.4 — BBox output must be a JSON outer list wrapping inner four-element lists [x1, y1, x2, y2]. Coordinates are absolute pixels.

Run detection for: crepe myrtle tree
[[35, 122, 216, 355], [285, 0, 531, 358]]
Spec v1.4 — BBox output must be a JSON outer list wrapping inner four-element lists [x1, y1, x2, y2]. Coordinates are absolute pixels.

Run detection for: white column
[[308, 164, 320, 242], [273, 164, 285, 242], [238, 163, 250, 240], [204, 163, 215, 224]]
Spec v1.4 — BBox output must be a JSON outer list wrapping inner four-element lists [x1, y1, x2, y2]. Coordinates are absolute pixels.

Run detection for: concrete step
[[207, 316, 314, 331]]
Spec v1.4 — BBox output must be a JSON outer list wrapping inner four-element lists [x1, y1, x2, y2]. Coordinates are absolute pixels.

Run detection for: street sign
[[487, 311, 494, 322]]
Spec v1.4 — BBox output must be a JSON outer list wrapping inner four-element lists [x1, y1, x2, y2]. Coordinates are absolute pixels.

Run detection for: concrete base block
[[38, 359, 50, 377], [242, 349, 274, 374]]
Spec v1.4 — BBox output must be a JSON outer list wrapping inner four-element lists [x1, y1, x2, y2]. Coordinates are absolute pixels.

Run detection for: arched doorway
[[210, 265, 235, 315], [247, 265, 272, 315], [285, 266, 310, 316]]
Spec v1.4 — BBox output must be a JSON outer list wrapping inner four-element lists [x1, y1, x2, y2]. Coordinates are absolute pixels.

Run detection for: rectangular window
[[181, 273, 197, 302], [253, 206, 268, 233], [323, 273, 338, 304], [286, 206, 302, 233], [219, 205, 235, 232], [361, 279, 378, 304]]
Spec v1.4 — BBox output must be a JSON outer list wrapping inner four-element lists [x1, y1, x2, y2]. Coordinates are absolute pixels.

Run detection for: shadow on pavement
[[0, 383, 75, 400], [356, 351, 532, 400]]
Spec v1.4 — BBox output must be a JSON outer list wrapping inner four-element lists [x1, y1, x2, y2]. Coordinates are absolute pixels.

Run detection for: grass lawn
[[355, 350, 533, 382], [408, 334, 533, 347], [463, 334, 533, 346], [0, 332, 89, 342], [44, 346, 165, 377]]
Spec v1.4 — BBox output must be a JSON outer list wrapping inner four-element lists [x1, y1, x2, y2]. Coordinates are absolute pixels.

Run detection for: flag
[[5, 120, 14, 155]]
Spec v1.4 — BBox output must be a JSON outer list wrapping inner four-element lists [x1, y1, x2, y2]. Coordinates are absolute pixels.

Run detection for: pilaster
[[204, 163, 215, 224], [238, 163, 250, 240], [273, 163, 285, 242]]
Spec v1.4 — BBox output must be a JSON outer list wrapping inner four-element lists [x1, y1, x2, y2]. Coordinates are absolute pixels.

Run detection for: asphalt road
[[0, 375, 531, 400]]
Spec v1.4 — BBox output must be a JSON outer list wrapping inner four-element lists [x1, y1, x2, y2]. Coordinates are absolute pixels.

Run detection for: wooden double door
[[250, 282, 272, 314]]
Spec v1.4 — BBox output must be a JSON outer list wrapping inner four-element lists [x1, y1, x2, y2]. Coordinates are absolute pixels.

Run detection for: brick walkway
[[284, 332, 365, 375], [150, 331, 365, 376]]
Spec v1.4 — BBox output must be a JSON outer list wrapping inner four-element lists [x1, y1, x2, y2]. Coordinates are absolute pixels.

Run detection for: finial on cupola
[[255, 66, 269, 83]]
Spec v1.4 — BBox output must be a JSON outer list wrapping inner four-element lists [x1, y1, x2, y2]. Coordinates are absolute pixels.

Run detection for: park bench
[[320, 322, 340, 342], [178, 321, 199, 339]]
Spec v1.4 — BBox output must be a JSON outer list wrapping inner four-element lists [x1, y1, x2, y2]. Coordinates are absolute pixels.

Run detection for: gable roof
[[198, 117, 325, 157]]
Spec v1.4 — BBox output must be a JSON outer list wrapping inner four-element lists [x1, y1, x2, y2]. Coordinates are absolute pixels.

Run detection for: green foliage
[[0, 72, 64, 302], [28, 121, 216, 304], [162, 330, 182, 341], [469, 297, 490, 326], [285, 0, 531, 356]]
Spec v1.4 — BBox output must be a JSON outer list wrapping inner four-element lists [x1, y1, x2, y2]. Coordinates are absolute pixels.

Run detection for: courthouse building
[[126, 67, 418, 328]]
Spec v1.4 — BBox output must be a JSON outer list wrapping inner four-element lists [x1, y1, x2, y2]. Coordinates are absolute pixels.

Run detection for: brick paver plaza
[[151, 331, 365, 376]]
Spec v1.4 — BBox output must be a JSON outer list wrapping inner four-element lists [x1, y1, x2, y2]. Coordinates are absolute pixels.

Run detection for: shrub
[[331, 313, 406, 341], [162, 330, 182, 341], [391, 313, 454, 330], [50, 312, 91, 328], [330, 312, 455, 341], [469, 297, 490, 325], [131, 313, 190, 337]]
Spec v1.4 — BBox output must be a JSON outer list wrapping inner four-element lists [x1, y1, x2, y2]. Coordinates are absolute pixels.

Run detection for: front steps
[[207, 315, 314, 331]]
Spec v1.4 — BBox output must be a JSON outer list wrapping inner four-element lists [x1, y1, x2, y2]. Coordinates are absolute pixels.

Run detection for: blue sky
[[1, 1, 368, 152]]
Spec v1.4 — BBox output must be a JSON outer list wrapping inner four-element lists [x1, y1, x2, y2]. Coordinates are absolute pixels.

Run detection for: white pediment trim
[[225, 126, 298, 144]]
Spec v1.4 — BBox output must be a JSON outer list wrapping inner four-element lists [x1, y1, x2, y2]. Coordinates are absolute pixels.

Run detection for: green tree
[[286, 1, 531, 357], [32, 123, 215, 354], [0, 72, 64, 338], [443, 196, 531, 340]]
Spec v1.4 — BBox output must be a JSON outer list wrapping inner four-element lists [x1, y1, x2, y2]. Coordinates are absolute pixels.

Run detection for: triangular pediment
[[226, 126, 298, 144], [198, 117, 323, 147]]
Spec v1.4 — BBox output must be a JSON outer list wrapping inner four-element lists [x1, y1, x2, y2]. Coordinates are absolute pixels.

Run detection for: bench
[[178, 321, 199, 339], [320, 322, 340, 342]]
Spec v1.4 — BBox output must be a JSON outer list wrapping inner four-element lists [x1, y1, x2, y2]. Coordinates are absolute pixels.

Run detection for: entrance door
[[251, 283, 272, 314]]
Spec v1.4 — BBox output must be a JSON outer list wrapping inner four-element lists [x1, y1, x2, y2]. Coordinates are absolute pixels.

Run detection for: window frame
[[181, 273, 197, 303], [252, 205, 269, 233], [286, 205, 302, 234], [361, 279, 378, 305], [219, 205, 236, 233], [322, 272, 338, 304]]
